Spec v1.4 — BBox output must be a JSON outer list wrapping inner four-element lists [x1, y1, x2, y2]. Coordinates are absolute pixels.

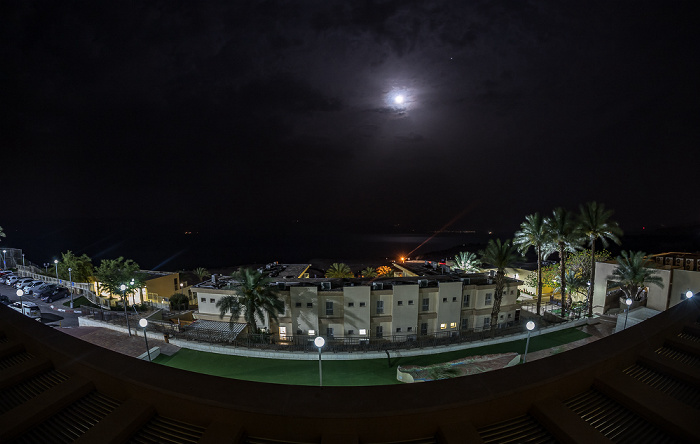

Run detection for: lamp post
[[522, 321, 536, 363], [314, 336, 325, 387], [68, 267, 73, 308], [686, 290, 694, 299], [139, 318, 151, 361], [16, 289, 24, 307], [22, 254, 25, 267], [54, 259, 59, 280], [624, 297, 633, 329], [2, 250, 6, 270], [121, 284, 132, 337]]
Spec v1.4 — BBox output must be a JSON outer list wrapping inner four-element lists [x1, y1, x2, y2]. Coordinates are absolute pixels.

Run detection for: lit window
[[440, 323, 446, 329], [308, 330, 315, 335], [359, 329, 367, 335], [450, 322, 457, 328]]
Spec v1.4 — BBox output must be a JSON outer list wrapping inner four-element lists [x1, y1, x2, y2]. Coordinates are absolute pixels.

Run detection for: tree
[[545, 208, 583, 318], [193, 267, 211, 282], [452, 251, 482, 273], [360, 267, 378, 278], [57, 251, 94, 283], [216, 268, 285, 332], [479, 239, 521, 335], [376, 266, 394, 277], [170, 293, 189, 311], [325, 263, 354, 278], [608, 251, 664, 301], [513, 213, 553, 315], [0, 225, 5, 242], [579, 202, 623, 316], [94, 257, 143, 302]]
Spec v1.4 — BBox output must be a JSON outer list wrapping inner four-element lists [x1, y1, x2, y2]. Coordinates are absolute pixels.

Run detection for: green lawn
[[154, 328, 590, 386]]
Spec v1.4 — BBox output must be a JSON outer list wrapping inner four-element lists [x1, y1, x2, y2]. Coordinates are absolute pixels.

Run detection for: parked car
[[6, 275, 19, 286], [20, 280, 45, 294], [32, 283, 58, 298], [9, 301, 42, 320], [0, 295, 10, 305], [15, 277, 35, 289], [42, 287, 70, 303]]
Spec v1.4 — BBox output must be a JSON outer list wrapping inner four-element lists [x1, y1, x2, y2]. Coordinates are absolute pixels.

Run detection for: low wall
[[80, 316, 589, 361]]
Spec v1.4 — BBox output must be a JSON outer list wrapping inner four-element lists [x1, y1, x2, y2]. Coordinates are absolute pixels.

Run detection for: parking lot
[[1, 282, 81, 327]]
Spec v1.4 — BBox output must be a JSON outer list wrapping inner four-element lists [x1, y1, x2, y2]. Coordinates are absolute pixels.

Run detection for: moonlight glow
[[394, 95, 404, 104]]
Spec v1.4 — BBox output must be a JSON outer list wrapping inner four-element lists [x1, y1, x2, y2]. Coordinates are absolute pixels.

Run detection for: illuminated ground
[[153, 328, 590, 386]]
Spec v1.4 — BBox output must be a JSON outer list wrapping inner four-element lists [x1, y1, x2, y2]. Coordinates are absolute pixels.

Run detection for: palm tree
[[479, 239, 521, 335], [194, 267, 211, 282], [360, 267, 378, 278], [216, 268, 285, 333], [579, 202, 623, 316], [170, 293, 189, 311], [514, 213, 553, 316], [0, 225, 5, 241], [546, 208, 583, 319], [325, 263, 354, 278], [608, 251, 664, 302], [376, 266, 394, 277], [453, 251, 482, 273]]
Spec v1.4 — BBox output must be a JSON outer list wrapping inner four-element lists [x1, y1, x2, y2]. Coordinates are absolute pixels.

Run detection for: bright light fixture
[[139, 318, 148, 328], [314, 336, 325, 348], [526, 321, 535, 331], [625, 298, 633, 306], [686, 290, 694, 299]]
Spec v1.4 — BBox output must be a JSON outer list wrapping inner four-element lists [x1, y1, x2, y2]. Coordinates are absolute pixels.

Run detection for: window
[[440, 323, 447, 330], [396, 327, 402, 333], [483, 317, 490, 328], [326, 301, 333, 315], [463, 294, 470, 307], [407, 326, 413, 332], [461, 318, 468, 330], [359, 302, 366, 307], [307, 302, 313, 308], [348, 329, 354, 335], [398, 300, 403, 306], [295, 302, 301, 307], [422, 298, 429, 311], [485, 293, 493, 305], [297, 329, 303, 335], [174, 278, 178, 291], [508, 313, 512, 318], [450, 322, 457, 328], [376, 326, 383, 338], [376, 300, 384, 314], [326, 327, 334, 337], [452, 297, 457, 302], [442, 297, 447, 302], [200, 297, 206, 303], [308, 330, 315, 335], [359, 329, 367, 335], [348, 302, 354, 307], [408, 300, 414, 305], [421, 323, 428, 335], [210, 298, 215, 303]]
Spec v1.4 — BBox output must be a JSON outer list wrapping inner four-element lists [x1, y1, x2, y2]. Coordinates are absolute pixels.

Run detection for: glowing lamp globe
[[314, 336, 325, 348], [526, 321, 535, 331]]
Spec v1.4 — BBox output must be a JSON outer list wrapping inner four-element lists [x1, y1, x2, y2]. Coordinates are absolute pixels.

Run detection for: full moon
[[394, 95, 404, 104]]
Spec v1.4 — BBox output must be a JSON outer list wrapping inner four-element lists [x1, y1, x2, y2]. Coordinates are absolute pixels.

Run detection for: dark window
[[422, 298, 429, 311], [297, 329, 303, 335], [407, 326, 413, 332], [397, 300, 403, 306], [359, 302, 366, 307], [376, 300, 384, 314], [326, 327, 334, 337], [443, 298, 447, 302], [452, 297, 457, 302], [463, 294, 470, 307], [348, 302, 354, 307], [376, 326, 383, 338], [485, 293, 493, 305], [295, 302, 302, 307], [348, 329, 354, 335], [174, 278, 178, 291], [396, 327, 401, 333], [210, 298, 215, 303], [200, 297, 206, 303], [326, 301, 333, 315], [420, 323, 428, 335], [461, 318, 468, 330], [408, 300, 414, 305], [307, 302, 313, 308]]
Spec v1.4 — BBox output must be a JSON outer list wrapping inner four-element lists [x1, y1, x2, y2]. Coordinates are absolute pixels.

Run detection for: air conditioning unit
[[418, 279, 428, 288], [320, 282, 331, 291], [372, 282, 384, 290], [460, 278, 471, 284]]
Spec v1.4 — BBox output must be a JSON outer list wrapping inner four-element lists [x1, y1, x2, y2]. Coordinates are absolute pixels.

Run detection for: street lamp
[[624, 297, 633, 329], [139, 318, 152, 361], [16, 289, 24, 307], [2, 250, 6, 270], [68, 267, 73, 308], [522, 321, 536, 363], [314, 336, 325, 387], [686, 290, 694, 299], [54, 259, 59, 280], [121, 284, 132, 337], [22, 254, 25, 267]]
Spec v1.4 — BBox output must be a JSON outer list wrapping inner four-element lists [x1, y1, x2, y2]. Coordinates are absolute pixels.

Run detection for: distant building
[[192, 261, 523, 339]]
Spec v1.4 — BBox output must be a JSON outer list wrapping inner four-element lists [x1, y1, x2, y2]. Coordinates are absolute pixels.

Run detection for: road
[[1, 282, 81, 327]]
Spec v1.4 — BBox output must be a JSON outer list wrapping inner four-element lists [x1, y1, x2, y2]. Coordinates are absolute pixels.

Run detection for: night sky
[[2, 1, 699, 267]]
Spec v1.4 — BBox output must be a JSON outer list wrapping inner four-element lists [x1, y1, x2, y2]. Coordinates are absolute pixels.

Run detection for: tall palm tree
[[479, 239, 521, 335], [216, 268, 284, 333], [360, 267, 378, 278], [579, 202, 623, 316], [608, 251, 664, 302], [546, 208, 583, 319], [514, 213, 553, 316], [453, 251, 482, 273], [325, 263, 354, 278]]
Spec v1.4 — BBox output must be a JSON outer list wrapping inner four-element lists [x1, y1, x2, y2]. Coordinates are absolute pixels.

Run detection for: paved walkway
[[57, 326, 181, 358], [526, 315, 617, 362]]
